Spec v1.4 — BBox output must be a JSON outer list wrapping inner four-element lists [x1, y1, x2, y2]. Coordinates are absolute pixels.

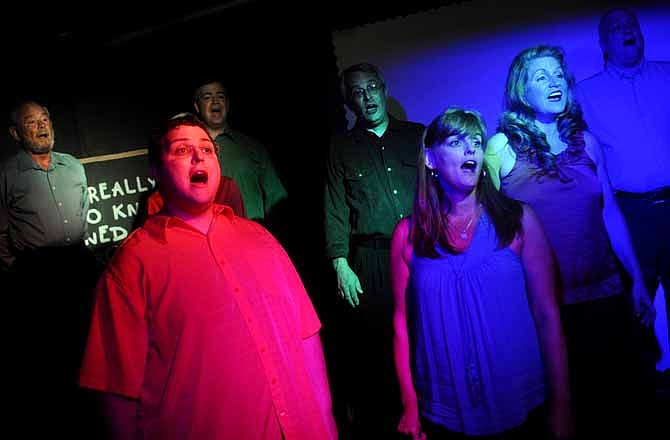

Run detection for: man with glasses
[[324, 62, 424, 438], [575, 7, 670, 433]]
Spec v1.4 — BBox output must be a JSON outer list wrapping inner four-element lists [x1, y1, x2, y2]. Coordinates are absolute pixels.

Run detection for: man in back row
[[576, 7, 669, 362], [1, 100, 100, 435], [193, 77, 287, 229]]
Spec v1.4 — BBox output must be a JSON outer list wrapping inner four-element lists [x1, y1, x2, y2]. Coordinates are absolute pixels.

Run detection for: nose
[[463, 139, 476, 154], [192, 147, 206, 162]]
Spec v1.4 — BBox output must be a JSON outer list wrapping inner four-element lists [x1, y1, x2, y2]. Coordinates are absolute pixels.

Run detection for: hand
[[632, 279, 655, 327], [549, 398, 574, 440], [397, 405, 426, 440], [333, 258, 363, 307]]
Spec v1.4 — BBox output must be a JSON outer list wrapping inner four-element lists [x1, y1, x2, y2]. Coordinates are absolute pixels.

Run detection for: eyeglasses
[[350, 80, 383, 99], [168, 143, 218, 158]]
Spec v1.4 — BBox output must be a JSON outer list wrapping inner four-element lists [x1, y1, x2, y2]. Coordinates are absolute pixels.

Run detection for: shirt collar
[[16, 149, 64, 172], [143, 203, 235, 244], [606, 58, 646, 79], [215, 125, 238, 142], [351, 114, 402, 140]]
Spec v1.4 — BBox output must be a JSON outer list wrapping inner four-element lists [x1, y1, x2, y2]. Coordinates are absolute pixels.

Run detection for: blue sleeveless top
[[408, 212, 546, 435]]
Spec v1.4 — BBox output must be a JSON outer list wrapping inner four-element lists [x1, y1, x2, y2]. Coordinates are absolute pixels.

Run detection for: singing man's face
[[156, 124, 221, 215], [600, 10, 644, 68], [345, 71, 389, 129]]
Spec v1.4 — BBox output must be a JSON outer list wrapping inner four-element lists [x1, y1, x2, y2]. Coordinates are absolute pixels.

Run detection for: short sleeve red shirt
[[80, 205, 326, 439]]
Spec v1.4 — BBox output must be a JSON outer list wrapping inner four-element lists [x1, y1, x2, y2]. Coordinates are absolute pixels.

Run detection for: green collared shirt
[[214, 128, 287, 222], [0, 149, 89, 270], [324, 116, 425, 259]]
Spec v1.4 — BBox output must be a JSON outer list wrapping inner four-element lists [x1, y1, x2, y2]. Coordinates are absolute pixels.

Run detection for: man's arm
[[259, 149, 288, 219], [584, 131, 655, 326], [100, 393, 141, 440], [303, 333, 337, 440], [324, 138, 363, 307]]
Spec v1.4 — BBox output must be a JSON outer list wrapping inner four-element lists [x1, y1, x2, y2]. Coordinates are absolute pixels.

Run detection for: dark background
[[0, 0, 457, 314]]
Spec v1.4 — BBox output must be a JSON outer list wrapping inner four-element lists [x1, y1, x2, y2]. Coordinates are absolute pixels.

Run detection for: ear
[[424, 149, 436, 171], [598, 36, 607, 57], [9, 126, 20, 142]]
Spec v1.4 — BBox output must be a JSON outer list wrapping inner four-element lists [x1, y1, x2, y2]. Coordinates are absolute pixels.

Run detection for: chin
[[28, 145, 52, 155]]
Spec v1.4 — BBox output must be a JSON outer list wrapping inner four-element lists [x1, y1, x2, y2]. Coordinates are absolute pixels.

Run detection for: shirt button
[[399, 214, 404, 218], [271, 378, 278, 385], [279, 411, 287, 417], [234, 287, 240, 292], [393, 189, 398, 195], [357, 173, 363, 177], [66, 237, 71, 242], [387, 167, 392, 172], [58, 202, 62, 206], [64, 219, 69, 224], [52, 186, 56, 190]]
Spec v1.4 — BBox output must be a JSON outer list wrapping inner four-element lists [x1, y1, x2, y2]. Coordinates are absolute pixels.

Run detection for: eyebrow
[[168, 137, 213, 145]]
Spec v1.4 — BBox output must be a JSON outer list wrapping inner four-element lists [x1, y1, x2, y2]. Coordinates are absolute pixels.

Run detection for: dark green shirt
[[324, 116, 425, 259], [0, 149, 89, 271], [214, 128, 287, 222]]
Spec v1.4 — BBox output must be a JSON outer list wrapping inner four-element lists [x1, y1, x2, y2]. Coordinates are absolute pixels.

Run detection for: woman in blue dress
[[391, 108, 571, 439]]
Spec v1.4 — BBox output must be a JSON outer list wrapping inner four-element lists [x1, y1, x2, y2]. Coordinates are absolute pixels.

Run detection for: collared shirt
[[0, 149, 88, 270], [575, 59, 670, 192], [144, 175, 246, 218], [324, 115, 425, 258], [79, 205, 328, 440], [215, 128, 287, 222]]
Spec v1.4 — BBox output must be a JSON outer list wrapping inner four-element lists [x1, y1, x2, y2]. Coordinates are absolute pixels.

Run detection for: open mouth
[[37, 132, 49, 139], [623, 37, 636, 46], [365, 103, 378, 113], [548, 91, 563, 102], [461, 160, 478, 172], [190, 170, 209, 184]]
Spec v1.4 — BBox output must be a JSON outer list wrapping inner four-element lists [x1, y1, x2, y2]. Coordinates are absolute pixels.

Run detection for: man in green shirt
[[193, 78, 287, 227]]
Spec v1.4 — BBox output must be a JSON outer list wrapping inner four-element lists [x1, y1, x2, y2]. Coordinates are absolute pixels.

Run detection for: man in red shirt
[[79, 113, 337, 440]]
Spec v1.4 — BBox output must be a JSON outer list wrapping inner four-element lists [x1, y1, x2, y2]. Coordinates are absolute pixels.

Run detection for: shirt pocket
[[344, 168, 373, 203]]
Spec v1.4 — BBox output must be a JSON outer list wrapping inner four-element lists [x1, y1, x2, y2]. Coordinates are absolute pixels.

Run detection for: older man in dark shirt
[[324, 62, 424, 439], [1, 100, 99, 436]]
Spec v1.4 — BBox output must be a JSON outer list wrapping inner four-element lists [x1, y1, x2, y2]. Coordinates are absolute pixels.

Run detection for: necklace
[[447, 204, 481, 241], [458, 215, 476, 240]]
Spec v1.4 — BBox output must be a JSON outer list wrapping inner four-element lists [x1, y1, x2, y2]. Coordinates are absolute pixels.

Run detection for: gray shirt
[[0, 149, 89, 271], [575, 59, 670, 192]]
